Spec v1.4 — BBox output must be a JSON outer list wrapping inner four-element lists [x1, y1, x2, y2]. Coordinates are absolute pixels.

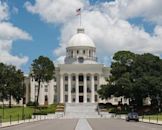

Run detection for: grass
[[142, 113, 162, 121], [0, 107, 34, 122], [0, 104, 57, 122]]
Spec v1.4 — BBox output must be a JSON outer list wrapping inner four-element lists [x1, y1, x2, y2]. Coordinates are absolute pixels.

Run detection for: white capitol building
[[24, 27, 130, 106], [1, 28, 129, 106]]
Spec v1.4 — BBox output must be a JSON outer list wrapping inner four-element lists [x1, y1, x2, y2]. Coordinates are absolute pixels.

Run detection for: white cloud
[[55, 10, 162, 58], [25, 0, 89, 24], [0, 1, 9, 21], [25, 0, 162, 64], [54, 55, 65, 65], [100, 0, 162, 24], [0, 22, 32, 40], [0, 2, 32, 68]]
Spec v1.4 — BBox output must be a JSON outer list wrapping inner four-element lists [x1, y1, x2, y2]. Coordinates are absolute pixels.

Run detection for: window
[[79, 75, 83, 82], [45, 85, 48, 92], [95, 84, 98, 91], [87, 76, 90, 81], [65, 95, 68, 102], [77, 50, 79, 54], [65, 84, 68, 91], [65, 76, 68, 81], [94, 76, 98, 81], [83, 50, 85, 54], [71, 87, 75, 93], [79, 86, 83, 93], [72, 76, 75, 81], [87, 87, 91, 93], [95, 95, 98, 102], [45, 95, 48, 101], [71, 51, 73, 57], [73, 98, 75, 102]]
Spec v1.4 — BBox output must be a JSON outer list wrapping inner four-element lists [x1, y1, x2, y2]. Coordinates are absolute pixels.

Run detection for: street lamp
[[156, 94, 161, 113]]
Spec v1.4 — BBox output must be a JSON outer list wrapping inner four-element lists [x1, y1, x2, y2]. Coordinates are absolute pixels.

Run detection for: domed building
[[56, 28, 110, 103], [0, 28, 130, 107], [25, 28, 129, 106]]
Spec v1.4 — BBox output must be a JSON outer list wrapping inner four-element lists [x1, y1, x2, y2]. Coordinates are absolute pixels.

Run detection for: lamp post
[[156, 94, 161, 113]]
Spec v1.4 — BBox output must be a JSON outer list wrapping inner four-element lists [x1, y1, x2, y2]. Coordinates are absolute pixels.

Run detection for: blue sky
[[0, 0, 162, 74], [7, 0, 61, 72]]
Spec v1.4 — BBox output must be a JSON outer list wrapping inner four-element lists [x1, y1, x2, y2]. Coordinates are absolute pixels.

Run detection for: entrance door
[[79, 96, 83, 103], [44, 95, 48, 105]]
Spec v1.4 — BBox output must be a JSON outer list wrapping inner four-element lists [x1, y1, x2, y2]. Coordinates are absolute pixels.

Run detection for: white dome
[[68, 28, 95, 48]]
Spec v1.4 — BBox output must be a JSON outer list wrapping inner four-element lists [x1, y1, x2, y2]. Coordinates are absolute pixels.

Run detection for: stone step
[[64, 103, 99, 118]]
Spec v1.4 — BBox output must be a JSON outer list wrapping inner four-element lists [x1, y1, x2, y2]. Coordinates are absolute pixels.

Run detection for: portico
[[59, 73, 100, 103]]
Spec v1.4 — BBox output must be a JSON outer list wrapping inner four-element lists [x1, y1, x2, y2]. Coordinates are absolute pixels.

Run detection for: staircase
[[55, 103, 65, 118], [64, 103, 101, 118]]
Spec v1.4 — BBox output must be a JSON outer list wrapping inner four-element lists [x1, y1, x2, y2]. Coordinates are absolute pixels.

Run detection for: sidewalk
[[139, 118, 162, 125], [115, 114, 162, 125], [0, 114, 64, 128], [0, 116, 47, 128]]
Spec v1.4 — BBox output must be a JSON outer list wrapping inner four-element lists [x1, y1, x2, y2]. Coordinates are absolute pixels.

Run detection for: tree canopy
[[98, 51, 162, 107], [0, 63, 25, 107]]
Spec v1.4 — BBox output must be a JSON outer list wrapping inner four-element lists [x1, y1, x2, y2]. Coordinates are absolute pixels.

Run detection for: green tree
[[31, 56, 55, 106], [0, 63, 25, 107], [0, 63, 8, 102], [98, 51, 162, 108]]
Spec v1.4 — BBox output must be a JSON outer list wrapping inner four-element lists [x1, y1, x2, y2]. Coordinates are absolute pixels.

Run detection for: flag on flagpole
[[76, 8, 81, 15]]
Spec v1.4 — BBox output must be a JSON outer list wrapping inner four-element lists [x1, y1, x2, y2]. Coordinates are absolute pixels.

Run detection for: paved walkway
[[1, 117, 162, 130], [1, 119, 78, 130], [75, 119, 92, 130], [88, 118, 162, 130]]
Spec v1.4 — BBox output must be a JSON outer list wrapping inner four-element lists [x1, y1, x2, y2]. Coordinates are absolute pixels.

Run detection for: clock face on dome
[[78, 57, 84, 63]]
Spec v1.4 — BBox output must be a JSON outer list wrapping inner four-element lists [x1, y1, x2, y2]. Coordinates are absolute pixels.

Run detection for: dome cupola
[[68, 28, 95, 48], [65, 28, 97, 64]]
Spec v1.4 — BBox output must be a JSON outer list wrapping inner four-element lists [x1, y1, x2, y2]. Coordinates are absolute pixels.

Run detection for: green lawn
[[0, 104, 57, 122], [142, 113, 162, 121], [0, 107, 34, 122]]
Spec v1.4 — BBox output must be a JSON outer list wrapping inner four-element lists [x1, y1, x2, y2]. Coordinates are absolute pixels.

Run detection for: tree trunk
[[36, 80, 41, 106]]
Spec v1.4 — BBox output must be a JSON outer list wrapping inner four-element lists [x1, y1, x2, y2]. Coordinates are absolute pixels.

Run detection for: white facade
[[0, 28, 128, 106], [27, 28, 112, 105]]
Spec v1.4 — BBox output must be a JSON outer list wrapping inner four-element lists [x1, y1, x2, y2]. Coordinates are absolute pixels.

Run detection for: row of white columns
[[60, 73, 98, 103]]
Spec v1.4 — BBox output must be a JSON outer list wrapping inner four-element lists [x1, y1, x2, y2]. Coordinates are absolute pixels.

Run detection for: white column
[[97, 74, 101, 102], [84, 73, 87, 103], [30, 78, 35, 102], [68, 74, 71, 103], [38, 83, 44, 105], [91, 74, 95, 103], [60, 74, 64, 103], [75, 74, 79, 103], [48, 80, 54, 104]]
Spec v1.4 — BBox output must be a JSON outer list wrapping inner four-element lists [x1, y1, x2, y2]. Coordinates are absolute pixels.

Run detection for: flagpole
[[80, 9, 82, 27]]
